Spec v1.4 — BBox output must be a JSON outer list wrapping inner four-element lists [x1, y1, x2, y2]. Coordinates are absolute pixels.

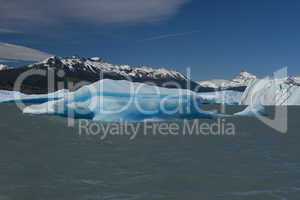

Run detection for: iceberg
[[0, 89, 68, 104], [240, 76, 300, 106], [1, 79, 270, 121], [234, 104, 268, 117], [198, 91, 243, 105], [236, 69, 300, 118], [0, 64, 8, 71], [23, 79, 219, 122]]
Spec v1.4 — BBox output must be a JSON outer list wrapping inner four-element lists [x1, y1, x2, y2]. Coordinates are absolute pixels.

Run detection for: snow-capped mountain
[[198, 71, 257, 92], [31, 56, 189, 81], [0, 56, 206, 94]]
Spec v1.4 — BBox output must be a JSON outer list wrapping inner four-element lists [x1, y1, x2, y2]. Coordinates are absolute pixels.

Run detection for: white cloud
[[0, 0, 189, 25], [0, 42, 53, 61]]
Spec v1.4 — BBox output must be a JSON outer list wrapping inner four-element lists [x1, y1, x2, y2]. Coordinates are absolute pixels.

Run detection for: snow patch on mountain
[[32, 56, 188, 81], [198, 71, 257, 91]]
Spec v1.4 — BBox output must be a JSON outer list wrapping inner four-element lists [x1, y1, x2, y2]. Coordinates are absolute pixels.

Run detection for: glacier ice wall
[[240, 77, 300, 106], [198, 91, 243, 105]]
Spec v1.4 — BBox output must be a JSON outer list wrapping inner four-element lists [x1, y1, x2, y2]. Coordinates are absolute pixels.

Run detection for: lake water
[[0, 104, 299, 199]]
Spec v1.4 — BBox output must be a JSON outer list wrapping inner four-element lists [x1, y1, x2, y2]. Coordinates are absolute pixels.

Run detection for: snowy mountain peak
[[198, 71, 257, 91], [0, 56, 254, 93], [234, 71, 257, 81], [37, 56, 62, 66], [232, 71, 257, 84], [9, 55, 205, 93], [29, 56, 189, 81]]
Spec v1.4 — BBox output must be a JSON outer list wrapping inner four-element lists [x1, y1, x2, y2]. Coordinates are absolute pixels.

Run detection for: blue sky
[[0, 0, 300, 80]]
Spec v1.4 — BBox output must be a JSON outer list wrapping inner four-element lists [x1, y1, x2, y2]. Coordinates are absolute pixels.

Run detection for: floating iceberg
[[0, 89, 68, 104], [23, 79, 219, 122], [198, 91, 243, 105], [240, 76, 300, 106], [236, 69, 300, 118], [0, 78, 269, 121]]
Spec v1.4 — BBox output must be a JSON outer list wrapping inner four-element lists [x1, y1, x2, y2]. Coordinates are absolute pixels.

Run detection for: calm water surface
[[0, 104, 299, 200]]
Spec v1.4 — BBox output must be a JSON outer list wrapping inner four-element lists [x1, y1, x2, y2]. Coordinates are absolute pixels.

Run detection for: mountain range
[[0, 56, 256, 94]]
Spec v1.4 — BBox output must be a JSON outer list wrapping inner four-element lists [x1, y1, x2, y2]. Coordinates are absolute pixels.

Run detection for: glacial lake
[[0, 104, 299, 199]]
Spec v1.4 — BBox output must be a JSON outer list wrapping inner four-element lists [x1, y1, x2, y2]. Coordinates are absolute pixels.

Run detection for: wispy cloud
[[0, 59, 16, 63], [0, 28, 21, 34], [139, 30, 201, 42], [0, 42, 53, 61], [0, 0, 190, 25]]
